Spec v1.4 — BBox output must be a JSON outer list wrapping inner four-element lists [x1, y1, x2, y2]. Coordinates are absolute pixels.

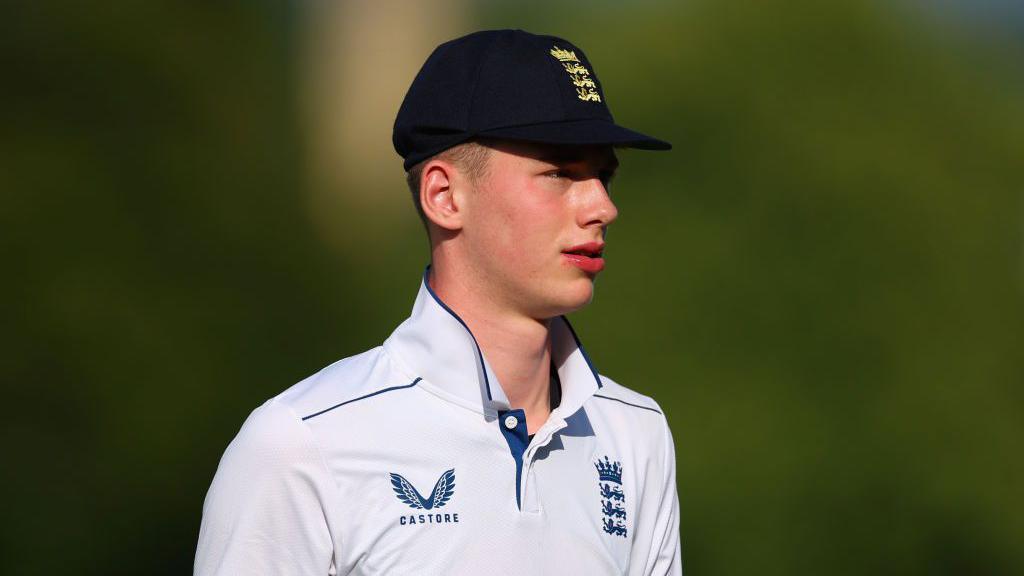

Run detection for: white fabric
[[195, 275, 682, 575]]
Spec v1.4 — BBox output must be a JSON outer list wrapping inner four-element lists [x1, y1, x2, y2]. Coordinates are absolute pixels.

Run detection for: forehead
[[483, 139, 618, 169]]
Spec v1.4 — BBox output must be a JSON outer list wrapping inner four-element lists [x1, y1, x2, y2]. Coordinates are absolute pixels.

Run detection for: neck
[[428, 264, 553, 434]]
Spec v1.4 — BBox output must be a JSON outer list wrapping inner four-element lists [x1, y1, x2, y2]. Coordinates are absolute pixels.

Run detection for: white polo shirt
[[195, 272, 682, 575]]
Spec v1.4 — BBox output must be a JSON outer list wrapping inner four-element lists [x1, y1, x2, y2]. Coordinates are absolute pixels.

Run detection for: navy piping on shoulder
[[421, 266, 494, 401], [302, 378, 422, 421], [560, 315, 602, 389], [592, 393, 662, 414]]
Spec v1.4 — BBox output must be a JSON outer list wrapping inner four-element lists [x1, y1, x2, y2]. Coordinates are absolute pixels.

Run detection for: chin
[[540, 276, 596, 317]]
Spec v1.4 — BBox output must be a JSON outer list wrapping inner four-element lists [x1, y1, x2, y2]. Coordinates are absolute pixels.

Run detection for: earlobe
[[421, 162, 463, 231]]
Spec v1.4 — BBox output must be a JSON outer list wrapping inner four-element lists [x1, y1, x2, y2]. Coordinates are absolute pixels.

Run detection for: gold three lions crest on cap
[[549, 46, 602, 103]]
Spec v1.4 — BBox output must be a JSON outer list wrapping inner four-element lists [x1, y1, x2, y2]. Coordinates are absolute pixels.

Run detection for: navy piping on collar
[[301, 378, 422, 421], [559, 314, 603, 389], [421, 266, 494, 401], [592, 393, 662, 414]]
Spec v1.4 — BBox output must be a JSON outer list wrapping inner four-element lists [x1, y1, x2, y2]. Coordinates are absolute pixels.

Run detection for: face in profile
[[459, 139, 619, 320]]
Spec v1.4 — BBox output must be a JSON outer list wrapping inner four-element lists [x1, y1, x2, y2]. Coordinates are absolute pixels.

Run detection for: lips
[[563, 241, 604, 258], [562, 242, 606, 273]]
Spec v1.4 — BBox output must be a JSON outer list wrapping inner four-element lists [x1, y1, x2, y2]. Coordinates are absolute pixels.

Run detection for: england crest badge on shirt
[[595, 456, 627, 537]]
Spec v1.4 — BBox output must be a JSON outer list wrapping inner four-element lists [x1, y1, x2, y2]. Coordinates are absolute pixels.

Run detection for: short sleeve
[[643, 413, 683, 575], [194, 398, 336, 575]]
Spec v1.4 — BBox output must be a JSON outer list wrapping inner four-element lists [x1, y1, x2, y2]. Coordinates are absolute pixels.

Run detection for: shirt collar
[[383, 268, 602, 417]]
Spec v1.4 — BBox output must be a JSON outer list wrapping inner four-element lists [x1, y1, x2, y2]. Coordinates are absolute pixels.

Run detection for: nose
[[578, 177, 619, 229]]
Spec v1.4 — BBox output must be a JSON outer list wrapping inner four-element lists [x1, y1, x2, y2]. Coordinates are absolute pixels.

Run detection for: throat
[[522, 361, 563, 434]]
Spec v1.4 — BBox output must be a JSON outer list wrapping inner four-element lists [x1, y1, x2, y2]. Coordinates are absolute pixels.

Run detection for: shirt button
[[504, 415, 519, 430]]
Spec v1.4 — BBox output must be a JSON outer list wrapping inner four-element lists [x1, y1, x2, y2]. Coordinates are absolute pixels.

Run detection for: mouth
[[561, 242, 606, 273], [562, 242, 604, 258]]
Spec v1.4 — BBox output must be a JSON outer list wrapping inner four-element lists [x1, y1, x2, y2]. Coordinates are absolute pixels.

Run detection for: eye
[[545, 169, 568, 179]]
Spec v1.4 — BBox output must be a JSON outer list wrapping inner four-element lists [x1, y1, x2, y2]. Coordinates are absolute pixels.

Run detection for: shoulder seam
[[592, 393, 663, 415], [301, 377, 422, 421]]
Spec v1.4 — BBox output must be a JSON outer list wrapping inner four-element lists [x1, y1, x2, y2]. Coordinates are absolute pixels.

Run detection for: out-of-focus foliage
[[2, 0, 1021, 574]]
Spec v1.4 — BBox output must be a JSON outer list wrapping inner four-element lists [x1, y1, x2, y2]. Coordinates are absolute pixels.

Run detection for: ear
[[420, 159, 466, 232]]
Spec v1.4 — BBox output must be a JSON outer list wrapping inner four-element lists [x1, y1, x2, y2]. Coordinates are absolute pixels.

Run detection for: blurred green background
[[3, 0, 1022, 574]]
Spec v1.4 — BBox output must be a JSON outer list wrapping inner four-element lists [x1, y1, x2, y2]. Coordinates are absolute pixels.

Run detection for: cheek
[[494, 197, 562, 262], [474, 183, 560, 254]]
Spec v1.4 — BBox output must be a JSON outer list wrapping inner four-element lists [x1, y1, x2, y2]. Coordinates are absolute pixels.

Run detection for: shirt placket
[[525, 418, 569, 513]]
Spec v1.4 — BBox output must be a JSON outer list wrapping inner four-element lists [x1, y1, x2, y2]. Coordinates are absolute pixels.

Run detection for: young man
[[196, 29, 681, 575]]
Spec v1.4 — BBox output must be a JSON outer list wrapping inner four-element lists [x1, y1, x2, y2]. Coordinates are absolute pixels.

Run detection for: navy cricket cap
[[393, 29, 671, 171]]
